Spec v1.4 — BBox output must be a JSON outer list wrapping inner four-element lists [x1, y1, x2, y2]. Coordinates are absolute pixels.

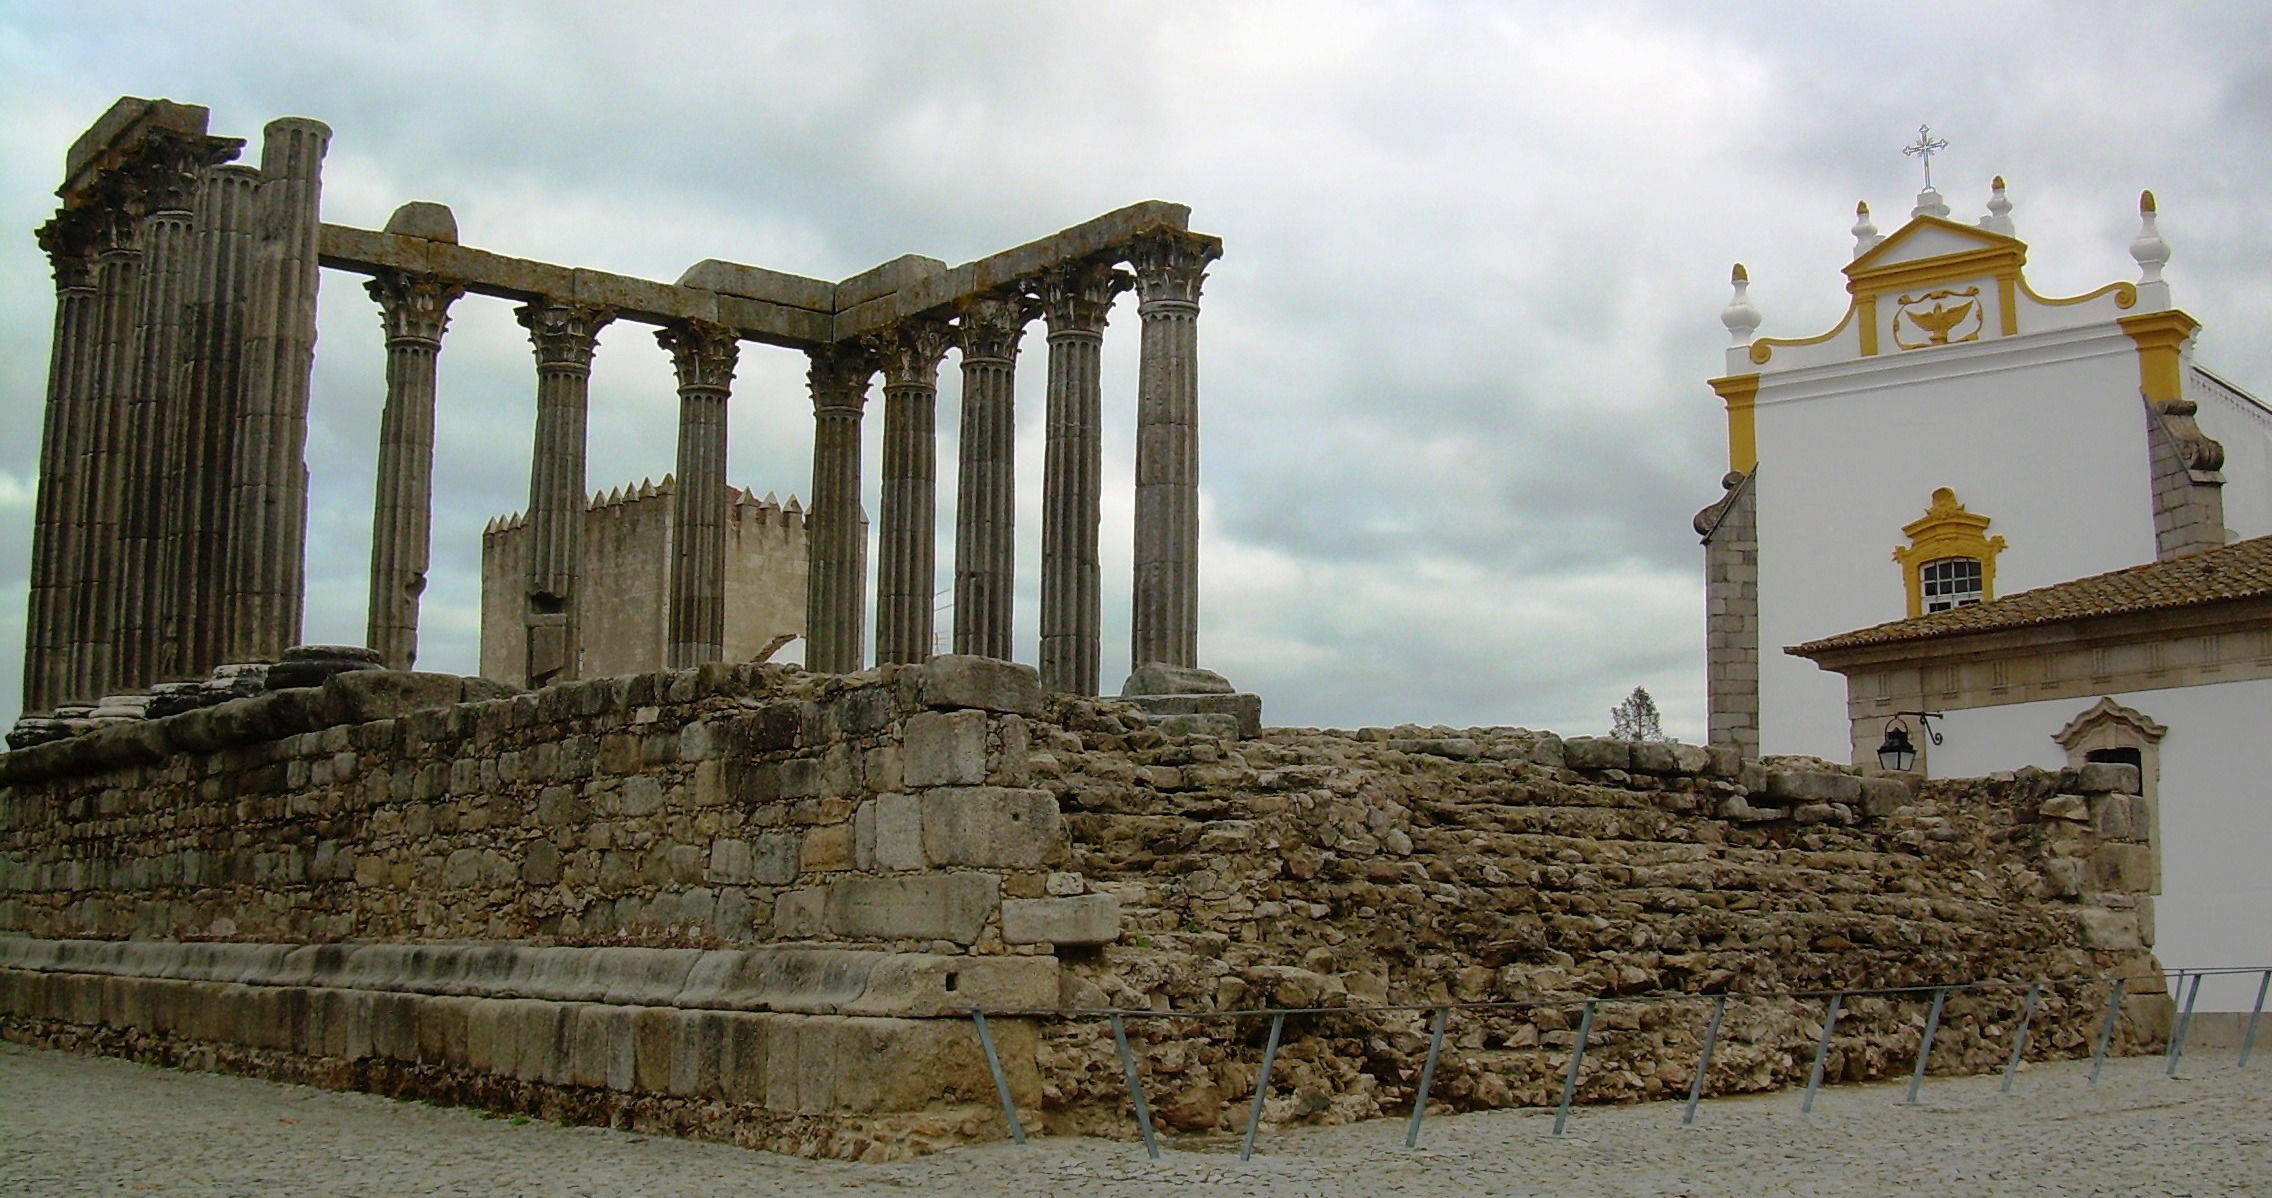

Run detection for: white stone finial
[[2132, 189, 2172, 309], [1979, 175, 2015, 236], [1721, 262, 1761, 345], [1851, 201, 1883, 257], [1912, 185, 1950, 220]]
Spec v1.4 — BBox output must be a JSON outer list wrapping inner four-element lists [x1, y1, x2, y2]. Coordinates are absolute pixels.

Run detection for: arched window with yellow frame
[[1893, 488, 2006, 617]]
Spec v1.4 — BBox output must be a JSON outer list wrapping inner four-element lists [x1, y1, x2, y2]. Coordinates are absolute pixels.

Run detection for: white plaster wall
[[2191, 369, 2272, 540], [1756, 331, 2159, 756], [1932, 679, 2272, 1011]]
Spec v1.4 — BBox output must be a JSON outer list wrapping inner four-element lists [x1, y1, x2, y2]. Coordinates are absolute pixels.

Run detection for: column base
[[1119, 664, 1262, 739]]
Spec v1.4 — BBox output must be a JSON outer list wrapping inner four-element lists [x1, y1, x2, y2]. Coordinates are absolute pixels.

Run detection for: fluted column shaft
[[22, 214, 99, 713], [223, 117, 331, 664], [516, 301, 613, 686], [173, 164, 260, 678], [1039, 262, 1130, 694], [72, 217, 145, 702], [951, 296, 1030, 661], [658, 321, 740, 669], [1129, 232, 1220, 670], [806, 345, 875, 674], [872, 320, 950, 665], [120, 168, 200, 686], [364, 272, 463, 670]]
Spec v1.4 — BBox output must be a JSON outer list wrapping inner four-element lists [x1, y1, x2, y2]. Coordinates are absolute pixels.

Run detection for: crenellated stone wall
[[0, 662, 2167, 1157]]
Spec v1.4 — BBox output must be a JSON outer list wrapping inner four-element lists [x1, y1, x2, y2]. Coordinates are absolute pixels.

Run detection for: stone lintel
[[674, 258, 840, 313], [318, 223, 834, 348], [832, 201, 1197, 338], [831, 253, 950, 310]]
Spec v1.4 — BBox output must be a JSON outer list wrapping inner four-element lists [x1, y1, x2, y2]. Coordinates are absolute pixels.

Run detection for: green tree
[[1610, 686, 1664, 741]]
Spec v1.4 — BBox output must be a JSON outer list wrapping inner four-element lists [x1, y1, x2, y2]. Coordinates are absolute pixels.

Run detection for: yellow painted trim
[[1710, 373, 1760, 472], [1846, 245, 2025, 298], [2119, 309, 2200, 404], [1892, 487, 2006, 618], [2022, 278, 2138, 310], [1997, 275, 2019, 336], [1750, 304, 1857, 366], [1858, 294, 1878, 356]]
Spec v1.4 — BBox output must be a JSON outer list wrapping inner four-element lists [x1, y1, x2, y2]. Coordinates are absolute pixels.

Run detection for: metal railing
[[964, 964, 2271, 1162]]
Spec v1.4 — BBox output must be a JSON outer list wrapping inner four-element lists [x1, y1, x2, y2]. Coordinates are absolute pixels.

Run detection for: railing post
[[969, 1007, 1026, 1145], [2001, 982, 2042, 1093], [1682, 995, 1728, 1126], [2240, 970, 2269, 1070], [1239, 1012, 1286, 1162], [1802, 992, 1844, 1114], [1907, 987, 1948, 1105], [2166, 973, 2203, 1077], [1403, 1006, 1450, 1149], [1110, 1013, 1161, 1160], [2088, 977, 2126, 1086], [1552, 1000, 1597, 1137]]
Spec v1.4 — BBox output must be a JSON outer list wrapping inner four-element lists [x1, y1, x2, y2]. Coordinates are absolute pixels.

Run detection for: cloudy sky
[[3, 1, 2269, 738]]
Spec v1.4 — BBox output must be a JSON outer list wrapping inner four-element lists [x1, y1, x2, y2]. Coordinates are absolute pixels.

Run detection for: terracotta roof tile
[[1789, 533, 2272, 656]]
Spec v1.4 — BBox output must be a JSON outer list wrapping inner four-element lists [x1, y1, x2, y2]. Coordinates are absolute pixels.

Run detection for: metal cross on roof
[[1903, 124, 1949, 190]]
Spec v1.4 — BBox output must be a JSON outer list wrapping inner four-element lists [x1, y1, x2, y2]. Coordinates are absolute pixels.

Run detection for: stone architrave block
[[909, 655, 1043, 715], [1001, 893, 1122, 946], [921, 787, 1063, 869], [1560, 737, 1631, 771], [823, 873, 999, 944], [903, 710, 988, 787]]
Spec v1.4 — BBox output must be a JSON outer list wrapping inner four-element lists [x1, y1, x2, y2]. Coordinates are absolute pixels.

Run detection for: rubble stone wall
[[0, 664, 2166, 1156]]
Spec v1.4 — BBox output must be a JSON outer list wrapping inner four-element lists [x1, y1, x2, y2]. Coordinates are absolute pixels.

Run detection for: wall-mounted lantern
[[1877, 711, 1944, 773]]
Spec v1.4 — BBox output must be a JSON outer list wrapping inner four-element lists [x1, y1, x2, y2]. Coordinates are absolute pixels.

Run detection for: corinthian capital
[[1128, 230, 1223, 307], [36, 210, 101, 291], [868, 317, 953, 389], [656, 320, 741, 393], [953, 292, 1036, 362], [806, 342, 877, 415], [1039, 259, 1134, 334], [367, 271, 465, 349], [516, 300, 615, 371], [129, 131, 245, 215]]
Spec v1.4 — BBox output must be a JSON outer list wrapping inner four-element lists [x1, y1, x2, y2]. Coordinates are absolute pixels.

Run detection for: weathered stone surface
[[908, 655, 1042, 715], [1000, 894, 1121, 946], [902, 710, 987, 787], [1120, 663, 1234, 696], [2077, 762, 2142, 794], [921, 787, 1062, 869], [822, 874, 998, 944], [1123, 692, 1260, 739], [1560, 736, 1631, 771], [1762, 770, 1864, 805]]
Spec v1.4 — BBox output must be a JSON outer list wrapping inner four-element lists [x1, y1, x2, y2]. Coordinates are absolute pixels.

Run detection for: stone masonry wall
[[0, 664, 2164, 1156], [1024, 702, 2164, 1140]]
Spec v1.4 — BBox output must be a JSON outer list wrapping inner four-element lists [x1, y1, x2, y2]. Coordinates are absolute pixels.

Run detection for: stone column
[[21, 213, 100, 714], [72, 210, 145, 702], [173, 163, 260, 679], [805, 343, 876, 674], [657, 320, 740, 669], [223, 117, 331, 664], [1127, 231, 1220, 671], [1038, 261, 1131, 694], [951, 294, 1031, 661], [363, 271, 464, 670], [515, 300, 614, 687], [120, 148, 205, 686], [870, 319, 951, 665]]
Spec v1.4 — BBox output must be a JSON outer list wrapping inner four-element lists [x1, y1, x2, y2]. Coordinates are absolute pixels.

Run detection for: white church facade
[[1697, 175, 2272, 1022]]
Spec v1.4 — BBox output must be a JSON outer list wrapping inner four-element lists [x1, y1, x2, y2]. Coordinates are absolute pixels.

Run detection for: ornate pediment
[[2053, 697, 2168, 751]]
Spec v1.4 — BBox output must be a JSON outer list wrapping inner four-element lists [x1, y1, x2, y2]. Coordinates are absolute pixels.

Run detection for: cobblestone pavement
[[4, 1041, 2267, 1196]]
